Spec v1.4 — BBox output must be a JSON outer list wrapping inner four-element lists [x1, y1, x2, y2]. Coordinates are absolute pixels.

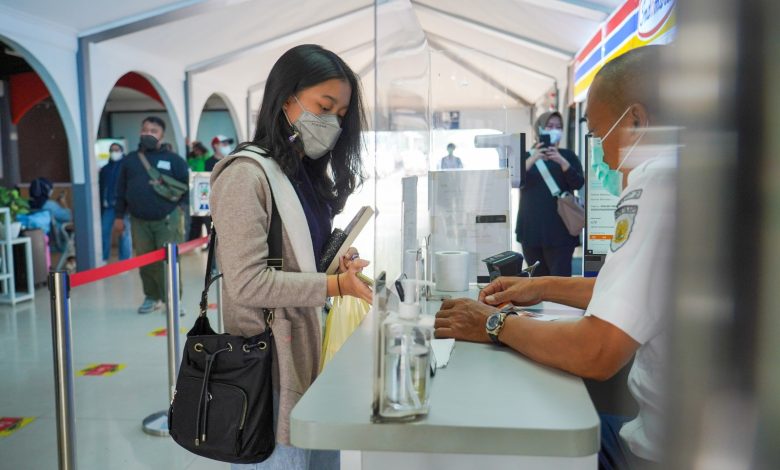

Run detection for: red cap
[[211, 135, 235, 147]]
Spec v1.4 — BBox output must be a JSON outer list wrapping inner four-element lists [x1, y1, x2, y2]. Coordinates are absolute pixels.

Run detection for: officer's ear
[[629, 103, 650, 129]]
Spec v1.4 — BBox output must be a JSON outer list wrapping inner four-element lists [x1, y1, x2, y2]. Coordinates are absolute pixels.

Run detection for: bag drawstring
[[194, 343, 232, 446]]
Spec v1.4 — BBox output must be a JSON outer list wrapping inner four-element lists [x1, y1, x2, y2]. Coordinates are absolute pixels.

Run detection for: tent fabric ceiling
[[1, 0, 623, 118]]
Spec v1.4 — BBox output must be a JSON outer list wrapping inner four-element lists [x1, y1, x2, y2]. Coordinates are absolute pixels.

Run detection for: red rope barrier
[[178, 235, 209, 254], [69, 235, 210, 288]]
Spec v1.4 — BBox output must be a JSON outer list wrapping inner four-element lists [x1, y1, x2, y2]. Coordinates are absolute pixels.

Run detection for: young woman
[[209, 44, 371, 469], [516, 111, 585, 276]]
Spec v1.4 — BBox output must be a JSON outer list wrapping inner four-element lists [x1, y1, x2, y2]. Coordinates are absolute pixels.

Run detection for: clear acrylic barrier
[[373, 0, 530, 293]]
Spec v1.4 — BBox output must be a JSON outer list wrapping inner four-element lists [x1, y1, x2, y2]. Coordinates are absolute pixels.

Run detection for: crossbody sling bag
[[137, 151, 189, 203]]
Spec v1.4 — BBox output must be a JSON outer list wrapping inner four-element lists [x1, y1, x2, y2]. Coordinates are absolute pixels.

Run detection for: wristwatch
[[486, 306, 518, 345]]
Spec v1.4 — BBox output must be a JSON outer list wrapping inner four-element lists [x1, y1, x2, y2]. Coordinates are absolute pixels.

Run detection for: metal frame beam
[[513, 0, 612, 20], [411, 0, 573, 61], [246, 39, 374, 93], [425, 32, 559, 83], [80, 0, 253, 43], [187, 5, 373, 73], [426, 36, 532, 106]]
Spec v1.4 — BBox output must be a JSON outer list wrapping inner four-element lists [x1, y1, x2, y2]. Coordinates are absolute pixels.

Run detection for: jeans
[[231, 447, 339, 470], [599, 414, 658, 470], [101, 208, 131, 261], [231, 390, 339, 470]]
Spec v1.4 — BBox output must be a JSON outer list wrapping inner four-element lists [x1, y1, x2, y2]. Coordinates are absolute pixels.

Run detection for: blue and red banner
[[574, 0, 676, 102]]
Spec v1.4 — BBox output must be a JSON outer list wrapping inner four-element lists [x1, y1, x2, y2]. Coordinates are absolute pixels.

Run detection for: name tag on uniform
[[156, 160, 171, 171]]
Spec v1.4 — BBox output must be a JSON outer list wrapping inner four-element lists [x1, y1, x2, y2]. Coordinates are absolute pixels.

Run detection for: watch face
[[486, 313, 501, 331]]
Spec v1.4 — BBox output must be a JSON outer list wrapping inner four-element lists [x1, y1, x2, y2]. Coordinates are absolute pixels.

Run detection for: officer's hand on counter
[[434, 298, 497, 342], [478, 277, 546, 307]]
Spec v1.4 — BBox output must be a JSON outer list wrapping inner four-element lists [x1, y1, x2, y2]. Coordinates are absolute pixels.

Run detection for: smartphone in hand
[[539, 134, 551, 148]]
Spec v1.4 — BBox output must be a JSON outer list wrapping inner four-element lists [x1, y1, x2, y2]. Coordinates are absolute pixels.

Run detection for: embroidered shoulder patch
[[611, 205, 638, 252], [618, 189, 643, 206]]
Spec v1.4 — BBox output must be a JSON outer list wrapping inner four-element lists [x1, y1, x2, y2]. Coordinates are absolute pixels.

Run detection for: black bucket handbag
[[169, 186, 283, 463]]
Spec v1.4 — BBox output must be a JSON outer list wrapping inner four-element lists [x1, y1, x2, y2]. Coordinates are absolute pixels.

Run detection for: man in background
[[439, 142, 463, 170], [114, 116, 189, 314]]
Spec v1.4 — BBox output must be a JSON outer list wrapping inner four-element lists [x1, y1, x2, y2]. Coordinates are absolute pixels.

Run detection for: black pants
[[188, 215, 211, 241], [521, 244, 575, 277]]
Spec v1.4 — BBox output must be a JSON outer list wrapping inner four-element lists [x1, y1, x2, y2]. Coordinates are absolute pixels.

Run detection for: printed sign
[[190, 172, 212, 216], [78, 364, 125, 377], [573, 0, 677, 101], [0, 417, 35, 437]]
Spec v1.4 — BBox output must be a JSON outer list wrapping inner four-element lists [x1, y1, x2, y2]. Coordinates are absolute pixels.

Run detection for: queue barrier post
[[49, 271, 77, 470], [142, 242, 181, 436]]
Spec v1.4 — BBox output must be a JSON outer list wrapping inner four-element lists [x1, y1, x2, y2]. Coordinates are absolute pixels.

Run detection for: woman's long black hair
[[240, 44, 366, 215]]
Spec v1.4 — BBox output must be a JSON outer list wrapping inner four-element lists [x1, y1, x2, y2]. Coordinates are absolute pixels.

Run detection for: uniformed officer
[[434, 46, 671, 469]]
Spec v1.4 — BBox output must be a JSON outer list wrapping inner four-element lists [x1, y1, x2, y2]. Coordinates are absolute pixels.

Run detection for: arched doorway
[[0, 38, 78, 276], [95, 72, 179, 263], [186, 93, 239, 241], [193, 93, 239, 161]]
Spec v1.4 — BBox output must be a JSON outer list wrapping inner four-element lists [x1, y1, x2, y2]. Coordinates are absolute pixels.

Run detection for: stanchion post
[[49, 271, 77, 470], [142, 243, 181, 436]]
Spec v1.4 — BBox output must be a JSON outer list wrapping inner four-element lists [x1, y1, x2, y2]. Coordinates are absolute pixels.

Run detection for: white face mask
[[540, 128, 562, 145], [218, 144, 232, 156], [109, 151, 123, 162], [285, 95, 342, 160]]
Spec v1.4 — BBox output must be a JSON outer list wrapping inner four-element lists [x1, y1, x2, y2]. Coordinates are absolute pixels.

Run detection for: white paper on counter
[[431, 338, 456, 369]]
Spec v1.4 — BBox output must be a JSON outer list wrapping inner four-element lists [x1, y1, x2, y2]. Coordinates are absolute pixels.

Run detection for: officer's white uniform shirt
[[585, 153, 677, 462]]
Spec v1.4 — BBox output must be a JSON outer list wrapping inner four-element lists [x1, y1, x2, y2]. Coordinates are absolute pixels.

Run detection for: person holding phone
[[516, 111, 584, 276]]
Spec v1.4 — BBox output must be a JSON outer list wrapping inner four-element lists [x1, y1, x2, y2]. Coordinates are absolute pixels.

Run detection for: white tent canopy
[[0, 0, 621, 267]]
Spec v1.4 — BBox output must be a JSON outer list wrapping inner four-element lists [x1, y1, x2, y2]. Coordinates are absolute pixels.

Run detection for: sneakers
[[138, 298, 163, 314]]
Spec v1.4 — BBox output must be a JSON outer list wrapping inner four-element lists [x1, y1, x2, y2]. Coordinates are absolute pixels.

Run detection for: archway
[[95, 72, 179, 262], [185, 93, 240, 241], [0, 38, 79, 275]]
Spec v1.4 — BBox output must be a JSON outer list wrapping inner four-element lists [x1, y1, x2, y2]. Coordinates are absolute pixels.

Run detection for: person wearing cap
[[205, 134, 235, 172]]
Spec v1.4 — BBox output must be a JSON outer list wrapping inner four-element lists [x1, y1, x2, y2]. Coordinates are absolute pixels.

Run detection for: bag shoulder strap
[[199, 156, 283, 325], [137, 151, 154, 173], [534, 158, 562, 197]]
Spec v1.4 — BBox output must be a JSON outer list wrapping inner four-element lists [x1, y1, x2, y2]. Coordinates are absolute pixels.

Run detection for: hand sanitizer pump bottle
[[378, 279, 432, 420]]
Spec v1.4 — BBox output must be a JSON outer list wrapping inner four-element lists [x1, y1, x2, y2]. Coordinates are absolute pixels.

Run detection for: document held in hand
[[319, 206, 374, 274]]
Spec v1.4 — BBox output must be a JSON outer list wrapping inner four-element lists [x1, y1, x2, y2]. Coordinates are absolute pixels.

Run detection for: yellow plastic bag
[[320, 295, 371, 370]]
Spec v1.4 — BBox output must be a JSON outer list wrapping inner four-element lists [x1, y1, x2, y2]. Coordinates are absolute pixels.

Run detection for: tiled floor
[[0, 251, 230, 469]]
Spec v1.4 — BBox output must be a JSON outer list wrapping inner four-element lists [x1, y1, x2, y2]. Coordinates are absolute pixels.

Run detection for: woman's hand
[[543, 148, 571, 172], [337, 247, 359, 273], [330, 258, 373, 304]]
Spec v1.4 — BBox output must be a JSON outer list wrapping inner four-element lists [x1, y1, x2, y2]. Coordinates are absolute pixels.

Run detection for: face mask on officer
[[284, 95, 342, 160], [589, 106, 644, 197]]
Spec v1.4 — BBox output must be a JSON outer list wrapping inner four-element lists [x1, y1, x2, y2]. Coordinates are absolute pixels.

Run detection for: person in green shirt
[[187, 141, 209, 172]]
